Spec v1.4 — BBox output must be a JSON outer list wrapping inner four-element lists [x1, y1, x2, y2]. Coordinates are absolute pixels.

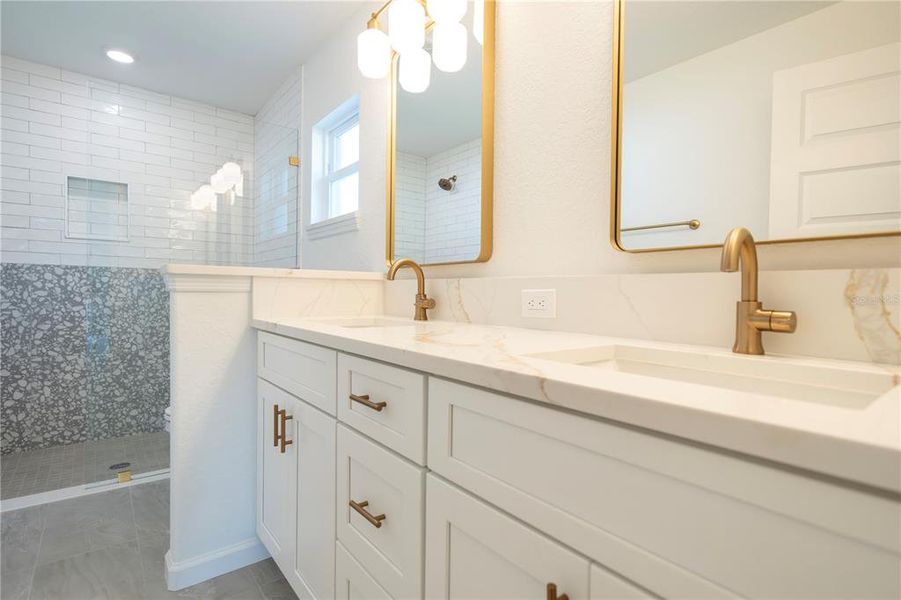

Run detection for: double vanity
[[253, 313, 900, 599]]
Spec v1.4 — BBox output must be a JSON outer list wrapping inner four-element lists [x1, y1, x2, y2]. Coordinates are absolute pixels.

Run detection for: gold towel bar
[[622, 219, 701, 232]]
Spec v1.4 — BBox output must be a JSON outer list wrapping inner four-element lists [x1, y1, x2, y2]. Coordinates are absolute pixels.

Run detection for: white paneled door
[[769, 42, 901, 239]]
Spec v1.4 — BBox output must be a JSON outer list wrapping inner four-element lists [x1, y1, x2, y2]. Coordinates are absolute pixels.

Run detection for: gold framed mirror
[[386, 0, 495, 266], [610, 0, 901, 253]]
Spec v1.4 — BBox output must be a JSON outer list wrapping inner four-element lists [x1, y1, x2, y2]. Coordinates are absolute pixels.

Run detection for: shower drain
[[109, 462, 131, 471]]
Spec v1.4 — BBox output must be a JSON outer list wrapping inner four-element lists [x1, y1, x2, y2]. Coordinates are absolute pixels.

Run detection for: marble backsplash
[[383, 268, 901, 365], [0, 263, 170, 455]]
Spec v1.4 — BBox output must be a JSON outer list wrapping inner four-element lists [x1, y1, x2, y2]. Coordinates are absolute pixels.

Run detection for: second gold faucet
[[387, 258, 436, 321]]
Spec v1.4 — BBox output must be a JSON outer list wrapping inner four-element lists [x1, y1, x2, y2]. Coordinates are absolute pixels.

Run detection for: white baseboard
[[164, 537, 270, 591]]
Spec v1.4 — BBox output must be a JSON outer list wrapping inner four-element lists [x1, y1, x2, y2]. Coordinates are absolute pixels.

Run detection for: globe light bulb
[[399, 47, 431, 93], [432, 21, 467, 72], [388, 0, 425, 53], [357, 26, 391, 79]]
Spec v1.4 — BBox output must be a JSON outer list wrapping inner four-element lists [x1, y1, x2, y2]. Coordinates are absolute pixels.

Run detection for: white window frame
[[308, 96, 361, 239]]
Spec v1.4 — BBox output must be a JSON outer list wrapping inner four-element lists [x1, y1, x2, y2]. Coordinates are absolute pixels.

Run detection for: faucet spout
[[720, 227, 758, 302], [387, 258, 435, 321], [719, 227, 796, 355]]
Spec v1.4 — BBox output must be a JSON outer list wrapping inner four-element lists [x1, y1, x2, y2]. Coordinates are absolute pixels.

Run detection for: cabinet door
[[425, 475, 590, 600], [257, 380, 297, 570], [335, 541, 393, 600], [285, 398, 336, 600]]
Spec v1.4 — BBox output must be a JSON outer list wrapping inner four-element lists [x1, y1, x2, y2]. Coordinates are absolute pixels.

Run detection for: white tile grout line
[[0, 469, 170, 512]]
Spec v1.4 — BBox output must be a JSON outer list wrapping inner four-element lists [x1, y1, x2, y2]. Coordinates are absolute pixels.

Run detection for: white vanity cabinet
[[256, 330, 901, 600]]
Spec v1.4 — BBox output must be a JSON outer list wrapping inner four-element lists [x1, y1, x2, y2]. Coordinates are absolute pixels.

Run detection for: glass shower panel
[[79, 175, 172, 487], [254, 123, 299, 267]]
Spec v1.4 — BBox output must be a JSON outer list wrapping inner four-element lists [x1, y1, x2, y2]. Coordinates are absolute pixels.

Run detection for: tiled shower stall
[[0, 55, 300, 500]]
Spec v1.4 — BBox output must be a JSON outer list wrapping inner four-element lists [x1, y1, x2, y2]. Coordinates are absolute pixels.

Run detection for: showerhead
[[438, 175, 457, 191]]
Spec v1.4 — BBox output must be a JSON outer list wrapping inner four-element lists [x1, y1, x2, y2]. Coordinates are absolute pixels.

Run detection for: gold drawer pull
[[547, 583, 568, 600], [349, 393, 387, 412], [349, 499, 386, 528], [273, 404, 281, 447], [279, 409, 293, 454]]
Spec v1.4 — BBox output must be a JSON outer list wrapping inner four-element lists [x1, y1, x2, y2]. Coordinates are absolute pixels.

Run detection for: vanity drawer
[[427, 378, 901, 599], [258, 332, 337, 415], [336, 424, 424, 599], [337, 353, 427, 464]]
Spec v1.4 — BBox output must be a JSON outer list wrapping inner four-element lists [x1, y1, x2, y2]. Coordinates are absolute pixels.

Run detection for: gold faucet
[[720, 227, 796, 355], [387, 258, 436, 321]]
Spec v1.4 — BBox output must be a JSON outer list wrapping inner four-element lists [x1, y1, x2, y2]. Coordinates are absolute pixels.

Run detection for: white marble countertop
[[252, 316, 901, 493]]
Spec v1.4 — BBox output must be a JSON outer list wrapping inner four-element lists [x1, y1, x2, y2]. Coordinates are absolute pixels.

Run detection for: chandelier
[[357, 0, 484, 93]]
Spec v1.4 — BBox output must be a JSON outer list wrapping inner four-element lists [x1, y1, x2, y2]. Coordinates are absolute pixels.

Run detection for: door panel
[[287, 398, 337, 600], [425, 474, 590, 600], [257, 379, 296, 570]]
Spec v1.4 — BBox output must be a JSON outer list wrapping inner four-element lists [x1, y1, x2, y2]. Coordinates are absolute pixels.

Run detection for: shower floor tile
[[1, 432, 169, 501]]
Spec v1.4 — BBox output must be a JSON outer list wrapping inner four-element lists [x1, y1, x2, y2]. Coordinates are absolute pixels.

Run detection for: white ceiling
[[396, 26, 483, 158], [0, 1, 366, 115], [624, 1, 834, 81]]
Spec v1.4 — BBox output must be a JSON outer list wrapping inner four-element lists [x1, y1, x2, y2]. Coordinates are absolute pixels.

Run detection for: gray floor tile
[[245, 559, 282, 588], [258, 578, 296, 600], [30, 542, 145, 600], [1, 480, 293, 600], [0, 506, 43, 574]]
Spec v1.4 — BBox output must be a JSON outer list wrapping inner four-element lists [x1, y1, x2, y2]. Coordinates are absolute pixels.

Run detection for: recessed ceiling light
[[106, 49, 135, 64]]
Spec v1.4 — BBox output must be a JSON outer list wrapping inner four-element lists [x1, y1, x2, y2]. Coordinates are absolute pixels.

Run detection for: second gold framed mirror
[[386, 0, 495, 266], [610, 0, 901, 253]]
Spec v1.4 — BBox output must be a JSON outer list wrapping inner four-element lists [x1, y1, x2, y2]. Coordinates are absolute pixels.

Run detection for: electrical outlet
[[521, 289, 556, 318]]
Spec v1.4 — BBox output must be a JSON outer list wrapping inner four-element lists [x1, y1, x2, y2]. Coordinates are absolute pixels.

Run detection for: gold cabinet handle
[[349, 499, 386, 528], [547, 583, 569, 600], [349, 393, 387, 412], [279, 409, 293, 454], [273, 404, 281, 447]]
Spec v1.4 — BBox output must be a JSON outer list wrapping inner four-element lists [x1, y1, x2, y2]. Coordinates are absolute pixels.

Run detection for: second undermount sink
[[525, 345, 898, 408]]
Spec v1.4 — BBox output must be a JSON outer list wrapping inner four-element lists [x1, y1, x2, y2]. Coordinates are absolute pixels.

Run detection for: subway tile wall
[[424, 139, 481, 263], [0, 55, 255, 268], [394, 151, 427, 263], [393, 139, 481, 263], [252, 68, 301, 267]]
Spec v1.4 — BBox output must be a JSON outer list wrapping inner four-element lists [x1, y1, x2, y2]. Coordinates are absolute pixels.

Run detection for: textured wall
[[0, 263, 169, 454]]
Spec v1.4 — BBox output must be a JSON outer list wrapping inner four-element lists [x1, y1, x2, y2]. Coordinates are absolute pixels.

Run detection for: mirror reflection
[[390, 4, 492, 265], [616, 0, 901, 251]]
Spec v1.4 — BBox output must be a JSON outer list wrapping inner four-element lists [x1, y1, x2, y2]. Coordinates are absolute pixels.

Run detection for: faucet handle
[[415, 295, 436, 309], [750, 309, 797, 334]]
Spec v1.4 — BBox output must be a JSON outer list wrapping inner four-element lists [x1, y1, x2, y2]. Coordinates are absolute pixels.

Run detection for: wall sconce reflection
[[190, 162, 243, 212]]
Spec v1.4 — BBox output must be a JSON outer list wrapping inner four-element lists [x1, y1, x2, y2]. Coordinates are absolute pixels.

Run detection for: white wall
[[253, 68, 302, 267], [0, 56, 255, 268], [300, 4, 388, 272], [620, 1, 899, 250]]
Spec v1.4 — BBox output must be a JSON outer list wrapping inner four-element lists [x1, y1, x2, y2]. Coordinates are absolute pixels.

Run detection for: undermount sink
[[525, 345, 898, 409], [316, 316, 414, 328]]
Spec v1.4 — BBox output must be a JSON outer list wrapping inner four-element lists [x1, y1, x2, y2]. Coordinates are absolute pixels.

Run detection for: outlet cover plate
[[521, 289, 557, 318]]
